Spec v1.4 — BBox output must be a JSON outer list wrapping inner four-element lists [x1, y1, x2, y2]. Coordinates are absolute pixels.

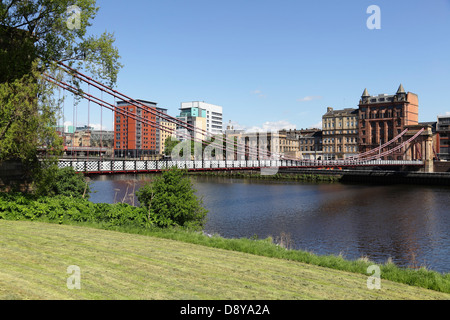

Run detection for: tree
[[164, 136, 181, 157], [0, 0, 122, 189], [0, 0, 122, 85], [0, 63, 62, 165], [136, 167, 208, 230]]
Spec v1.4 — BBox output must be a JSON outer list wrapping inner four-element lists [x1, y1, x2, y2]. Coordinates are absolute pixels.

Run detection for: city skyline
[[65, 0, 450, 132]]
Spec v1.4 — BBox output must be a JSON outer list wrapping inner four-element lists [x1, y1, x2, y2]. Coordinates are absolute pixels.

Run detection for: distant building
[[177, 102, 223, 141], [113, 99, 168, 158], [437, 115, 450, 160], [76, 125, 94, 131], [224, 120, 245, 135], [322, 107, 359, 160], [225, 131, 281, 161], [91, 130, 114, 148], [64, 130, 113, 148], [176, 106, 207, 142], [278, 132, 301, 159], [159, 120, 177, 155], [279, 129, 323, 160], [66, 125, 75, 134], [358, 84, 419, 160]]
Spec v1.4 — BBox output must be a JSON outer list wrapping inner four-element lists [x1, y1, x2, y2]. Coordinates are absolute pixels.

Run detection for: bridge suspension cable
[[346, 129, 409, 160], [45, 73, 276, 161], [51, 62, 287, 161], [45, 68, 286, 161], [44, 64, 426, 165]]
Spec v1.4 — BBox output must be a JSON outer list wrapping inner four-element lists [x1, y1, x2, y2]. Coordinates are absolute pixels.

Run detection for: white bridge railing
[[58, 159, 425, 173]]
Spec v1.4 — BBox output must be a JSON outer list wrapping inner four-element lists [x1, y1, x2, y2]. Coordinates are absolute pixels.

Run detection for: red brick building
[[114, 100, 167, 158], [358, 84, 419, 160]]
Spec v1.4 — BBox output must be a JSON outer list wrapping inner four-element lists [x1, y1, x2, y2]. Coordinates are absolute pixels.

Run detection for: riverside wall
[[278, 166, 450, 187], [0, 161, 32, 192]]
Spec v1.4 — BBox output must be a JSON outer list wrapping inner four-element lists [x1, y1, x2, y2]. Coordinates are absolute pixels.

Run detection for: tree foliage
[[164, 136, 181, 157], [33, 165, 91, 199], [0, 63, 63, 165], [0, 0, 122, 190], [136, 167, 208, 230], [0, 0, 122, 85]]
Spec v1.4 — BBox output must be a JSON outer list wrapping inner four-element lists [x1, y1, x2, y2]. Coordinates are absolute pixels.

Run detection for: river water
[[89, 174, 450, 274]]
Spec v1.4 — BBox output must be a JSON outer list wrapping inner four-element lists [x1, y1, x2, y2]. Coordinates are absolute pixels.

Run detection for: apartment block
[[358, 85, 419, 160], [322, 108, 359, 160], [114, 99, 167, 158], [176, 108, 207, 142], [177, 102, 223, 140]]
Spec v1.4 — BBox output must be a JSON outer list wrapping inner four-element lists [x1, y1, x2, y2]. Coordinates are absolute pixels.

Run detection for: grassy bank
[[1, 192, 450, 296], [189, 171, 342, 182], [1, 220, 450, 300]]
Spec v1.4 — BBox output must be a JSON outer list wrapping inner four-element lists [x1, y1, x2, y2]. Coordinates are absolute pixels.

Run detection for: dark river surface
[[89, 174, 450, 274]]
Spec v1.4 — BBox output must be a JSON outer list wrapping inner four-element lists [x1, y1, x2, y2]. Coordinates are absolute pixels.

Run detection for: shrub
[[136, 167, 208, 230], [33, 165, 90, 199]]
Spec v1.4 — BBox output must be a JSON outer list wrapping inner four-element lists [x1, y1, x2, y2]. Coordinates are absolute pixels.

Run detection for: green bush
[[33, 165, 91, 199], [0, 193, 147, 228], [136, 167, 208, 230]]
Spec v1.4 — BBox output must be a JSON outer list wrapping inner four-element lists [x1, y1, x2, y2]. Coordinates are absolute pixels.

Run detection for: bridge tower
[[404, 124, 435, 172]]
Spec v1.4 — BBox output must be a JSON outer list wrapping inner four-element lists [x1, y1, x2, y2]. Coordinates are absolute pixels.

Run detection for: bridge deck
[[58, 159, 425, 174]]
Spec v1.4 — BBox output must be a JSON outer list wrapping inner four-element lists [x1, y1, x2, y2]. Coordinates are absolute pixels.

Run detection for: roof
[[117, 99, 158, 106], [362, 88, 370, 97], [323, 108, 358, 117], [397, 84, 406, 94]]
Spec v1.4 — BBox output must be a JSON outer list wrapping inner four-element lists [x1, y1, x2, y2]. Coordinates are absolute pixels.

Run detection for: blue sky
[[68, 0, 450, 132]]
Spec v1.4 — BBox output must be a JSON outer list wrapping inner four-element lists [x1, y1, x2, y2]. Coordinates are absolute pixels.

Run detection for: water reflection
[[89, 174, 450, 273]]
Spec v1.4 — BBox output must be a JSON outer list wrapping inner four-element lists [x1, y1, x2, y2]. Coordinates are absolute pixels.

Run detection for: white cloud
[[229, 120, 296, 133], [297, 96, 322, 102], [251, 89, 267, 99], [309, 121, 323, 129], [89, 123, 109, 131], [225, 120, 247, 131]]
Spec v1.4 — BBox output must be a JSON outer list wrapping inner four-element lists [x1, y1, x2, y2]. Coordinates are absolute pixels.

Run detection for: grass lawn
[[0, 220, 449, 300]]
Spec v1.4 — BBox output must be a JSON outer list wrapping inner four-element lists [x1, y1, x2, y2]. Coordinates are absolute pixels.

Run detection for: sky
[[65, 0, 450, 132]]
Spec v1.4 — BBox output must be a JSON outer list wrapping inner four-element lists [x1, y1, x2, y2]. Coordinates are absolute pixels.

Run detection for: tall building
[[358, 85, 419, 159], [177, 102, 223, 141], [437, 115, 450, 160], [176, 106, 207, 142], [114, 99, 168, 158], [322, 107, 359, 160]]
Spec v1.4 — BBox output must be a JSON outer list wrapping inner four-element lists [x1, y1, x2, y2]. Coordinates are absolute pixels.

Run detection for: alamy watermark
[[366, 5, 381, 30], [367, 265, 381, 290], [67, 265, 81, 290], [170, 132, 281, 175], [66, 5, 81, 30]]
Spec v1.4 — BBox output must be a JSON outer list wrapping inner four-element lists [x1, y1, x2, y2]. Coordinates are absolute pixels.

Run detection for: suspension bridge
[[43, 62, 433, 175]]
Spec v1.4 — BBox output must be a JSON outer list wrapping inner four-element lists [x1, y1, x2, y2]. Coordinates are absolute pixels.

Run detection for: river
[[88, 174, 450, 274]]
